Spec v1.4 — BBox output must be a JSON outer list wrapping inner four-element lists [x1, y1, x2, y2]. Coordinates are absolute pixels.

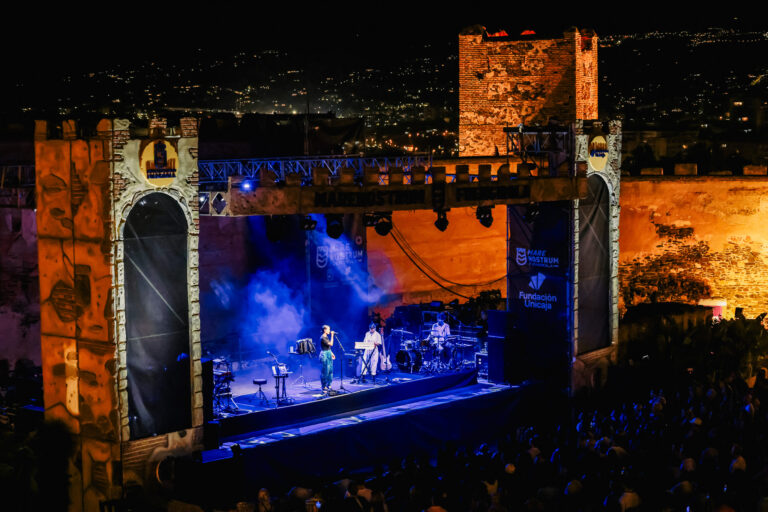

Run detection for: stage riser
[[197, 385, 522, 504], [216, 369, 478, 440]]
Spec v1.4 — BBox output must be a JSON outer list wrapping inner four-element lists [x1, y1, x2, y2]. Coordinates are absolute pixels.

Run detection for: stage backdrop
[[308, 214, 369, 349]]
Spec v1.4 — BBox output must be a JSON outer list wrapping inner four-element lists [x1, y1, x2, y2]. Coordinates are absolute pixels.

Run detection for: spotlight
[[240, 180, 254, 192], [434, 210, 449, 232], [363, 213, 377, 227], [524, 204, 540, 224], [374, 214, 393, 236], [302, 215, 317, 231], [476, 205, 494, 228], [325, 214, 344, 239]]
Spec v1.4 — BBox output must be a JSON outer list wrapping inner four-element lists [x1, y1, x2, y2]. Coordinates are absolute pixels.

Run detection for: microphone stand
[[333, 333, 349, 394]]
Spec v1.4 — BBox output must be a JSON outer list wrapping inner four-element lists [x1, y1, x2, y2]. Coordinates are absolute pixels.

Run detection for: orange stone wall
[[459, 27, 598, 156], [34, 118, 202, 512], [35, 121, 118, 510], [367, 206, 507, 313], [620, 176, 768, 319]]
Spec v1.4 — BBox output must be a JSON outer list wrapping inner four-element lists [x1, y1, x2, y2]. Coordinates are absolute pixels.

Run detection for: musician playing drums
[[359, 322, 382, 383], [430, 313, 451, 346]]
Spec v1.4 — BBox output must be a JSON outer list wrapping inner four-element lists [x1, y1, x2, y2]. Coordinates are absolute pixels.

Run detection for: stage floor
[[197, 366, 522, 503], [227, 365, 436, 414], [205, 379, 515, 462]]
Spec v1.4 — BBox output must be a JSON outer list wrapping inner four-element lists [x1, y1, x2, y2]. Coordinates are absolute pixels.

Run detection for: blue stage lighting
[[240, 180, 254, 192]]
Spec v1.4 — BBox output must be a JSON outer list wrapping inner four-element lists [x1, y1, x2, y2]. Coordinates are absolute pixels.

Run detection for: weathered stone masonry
[[620, 175, 768, 320], [35, 118, 202, 512], [457, 26, 617, 388], [459, 27, 598, 157]]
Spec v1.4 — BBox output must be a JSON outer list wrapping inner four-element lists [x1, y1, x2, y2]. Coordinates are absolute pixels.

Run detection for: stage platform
[[195, 368, 524, 503], [215, 367, 480, 439]]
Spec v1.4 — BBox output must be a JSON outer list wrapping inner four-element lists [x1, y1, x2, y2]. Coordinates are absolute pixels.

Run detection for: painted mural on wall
[[620, 178, 768, 319], [32, 117, 201, 511]]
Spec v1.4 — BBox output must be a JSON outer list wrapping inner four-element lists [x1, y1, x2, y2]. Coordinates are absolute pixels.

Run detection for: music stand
[[290, 338, 314, 389], [272, 363, 294, 405]]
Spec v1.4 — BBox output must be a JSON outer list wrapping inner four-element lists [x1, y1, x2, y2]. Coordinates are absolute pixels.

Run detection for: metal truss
[[504, 126, 574, 176], [0, 165, 36, 189], [0, 165, 36, 208], [198, 154, 432, 186]]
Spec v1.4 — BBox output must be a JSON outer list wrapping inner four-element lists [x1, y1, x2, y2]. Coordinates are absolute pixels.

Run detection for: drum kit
[[391, 328, 476, 374]]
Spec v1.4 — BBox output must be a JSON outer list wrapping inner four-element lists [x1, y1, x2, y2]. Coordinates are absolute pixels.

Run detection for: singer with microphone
[[319, 325, 336, 395]]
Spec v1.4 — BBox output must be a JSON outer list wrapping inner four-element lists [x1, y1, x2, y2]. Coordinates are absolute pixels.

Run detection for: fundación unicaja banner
[[506, 202, 572, 382]]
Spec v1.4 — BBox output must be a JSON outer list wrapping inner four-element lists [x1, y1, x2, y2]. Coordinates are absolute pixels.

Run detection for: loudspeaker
[[488, 336, 530, 384], [487, 310, 516, 338], [485, 310, 527, 384], [203, 420, 220, 450], [201, 358, 214, 423]]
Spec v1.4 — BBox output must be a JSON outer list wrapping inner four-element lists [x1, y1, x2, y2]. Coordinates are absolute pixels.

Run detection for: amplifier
[[475, 351, 488, 379]]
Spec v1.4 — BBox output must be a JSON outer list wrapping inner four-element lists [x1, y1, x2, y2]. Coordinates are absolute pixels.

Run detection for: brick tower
[[459, 26, 598, 156]]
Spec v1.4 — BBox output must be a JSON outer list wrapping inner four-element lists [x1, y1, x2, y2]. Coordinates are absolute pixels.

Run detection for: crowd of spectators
[[233, 369, 768, 512]]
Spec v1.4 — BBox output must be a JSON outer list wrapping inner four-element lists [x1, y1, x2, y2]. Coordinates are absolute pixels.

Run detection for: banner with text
[[507, 202, 572, 385]]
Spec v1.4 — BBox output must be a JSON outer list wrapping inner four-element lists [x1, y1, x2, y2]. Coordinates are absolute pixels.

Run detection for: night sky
[[6, 5, 766, 74]]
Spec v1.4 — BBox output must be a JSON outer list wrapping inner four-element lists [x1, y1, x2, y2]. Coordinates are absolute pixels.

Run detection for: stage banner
[[507, 202, 572, 385], [307, 214, 369, 343]]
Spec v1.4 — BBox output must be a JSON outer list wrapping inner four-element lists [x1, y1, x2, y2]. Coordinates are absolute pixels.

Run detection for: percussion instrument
[[439, 345, 455, 366], [395, 349, 423, 373]]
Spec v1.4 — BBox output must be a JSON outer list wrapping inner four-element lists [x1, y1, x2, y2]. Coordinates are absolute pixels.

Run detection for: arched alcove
[[578, 175, 611, 354], [124, 192, 191, 439]]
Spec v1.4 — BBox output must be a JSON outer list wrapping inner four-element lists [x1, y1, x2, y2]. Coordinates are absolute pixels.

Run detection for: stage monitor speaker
[[202, 358, 213, 423], [487, 337, 526, 384]]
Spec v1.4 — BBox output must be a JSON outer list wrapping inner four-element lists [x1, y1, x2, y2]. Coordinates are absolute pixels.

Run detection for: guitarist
[[359, 322, 382, 383]]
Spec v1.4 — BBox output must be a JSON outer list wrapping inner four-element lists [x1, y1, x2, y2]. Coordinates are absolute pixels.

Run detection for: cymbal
[[391, 328, 413, 335]]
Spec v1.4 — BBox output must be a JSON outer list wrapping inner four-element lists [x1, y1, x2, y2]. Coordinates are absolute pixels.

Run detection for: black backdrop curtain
[[125, 193, 191, 439], [577, 176, 611, 354]]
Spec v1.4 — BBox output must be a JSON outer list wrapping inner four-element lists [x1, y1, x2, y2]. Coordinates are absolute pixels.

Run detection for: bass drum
[[439, 345, 454, 367], [395, 349, 423, 373]]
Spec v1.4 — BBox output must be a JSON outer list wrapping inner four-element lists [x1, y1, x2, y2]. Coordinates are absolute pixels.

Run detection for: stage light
[[302, 215, 317, 231], [434, 210, 449, 232], [363, 213, 377, 227], [374, 214, 393, 236], [240, 180, 254, 192], [524, 204, 540, 223], [325, 214, 344, 239], [476, 205, 494, 228]]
